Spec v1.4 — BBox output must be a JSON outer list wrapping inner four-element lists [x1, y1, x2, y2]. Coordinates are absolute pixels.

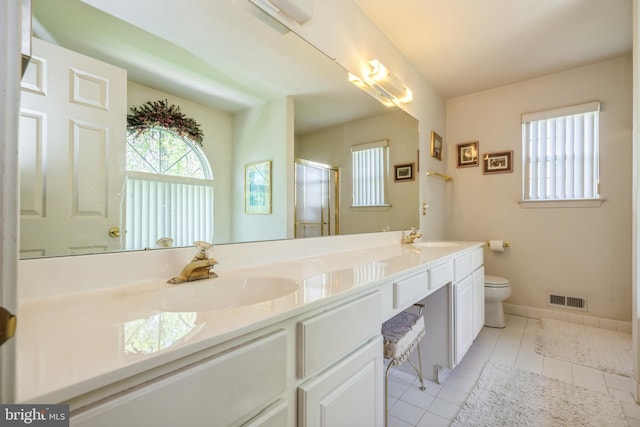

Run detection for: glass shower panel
[[294, 161, 337, 238]]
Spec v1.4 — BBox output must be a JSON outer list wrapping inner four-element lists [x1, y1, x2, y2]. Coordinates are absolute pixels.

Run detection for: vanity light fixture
[[349, 59, 413, 107], [348, 72, 396, 108], [250, 0, 313, 25]]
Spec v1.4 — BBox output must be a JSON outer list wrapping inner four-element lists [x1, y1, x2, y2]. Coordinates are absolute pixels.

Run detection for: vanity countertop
[[17, 240, 483, 404]]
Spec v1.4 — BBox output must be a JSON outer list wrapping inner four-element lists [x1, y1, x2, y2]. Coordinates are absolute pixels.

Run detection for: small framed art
[[457, 141, 479, 168], [245, 160, 272, 214], [482, 151, 513, 174], [394, 163, 415, 181], [430, 131, 443, 161]]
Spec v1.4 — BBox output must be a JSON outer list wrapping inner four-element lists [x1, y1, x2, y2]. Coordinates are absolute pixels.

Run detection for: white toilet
[[484, 275, 512, 328]]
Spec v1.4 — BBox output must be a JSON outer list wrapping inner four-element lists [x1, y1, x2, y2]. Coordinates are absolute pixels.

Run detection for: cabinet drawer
[[394, 270, 429, 308], [454, 252, 472, 282], [429, 261, 453, 290], [471, 247, 483, 271], [297, 292, 381, 378], [244, 399, 288, 427], [71, 330, 288, 427]]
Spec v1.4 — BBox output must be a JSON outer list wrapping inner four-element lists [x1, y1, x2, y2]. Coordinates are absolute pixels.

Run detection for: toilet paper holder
[[486, 240, 510, 248]]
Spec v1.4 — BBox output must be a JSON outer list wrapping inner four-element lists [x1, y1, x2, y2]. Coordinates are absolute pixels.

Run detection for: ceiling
[[354, 0, 633, 99], [33, 0, 390, 134]]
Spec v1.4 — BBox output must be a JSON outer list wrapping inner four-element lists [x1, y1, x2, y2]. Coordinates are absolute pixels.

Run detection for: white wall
[[446, 56, 633, 321], [127, 81, 234, 244], [292, 0, 447, 239], [231, 97, 294, 242], [297, 110, 420, 234]]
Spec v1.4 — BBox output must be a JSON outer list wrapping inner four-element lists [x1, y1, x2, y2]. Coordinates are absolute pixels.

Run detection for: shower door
[[294, 160, 339, 238]]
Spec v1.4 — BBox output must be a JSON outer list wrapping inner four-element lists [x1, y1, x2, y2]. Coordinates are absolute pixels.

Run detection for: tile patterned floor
[[386, 314, 640, 426]]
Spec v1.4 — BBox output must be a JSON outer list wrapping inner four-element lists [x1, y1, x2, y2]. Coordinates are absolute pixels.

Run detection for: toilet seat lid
[[485, 275, 509, 286]]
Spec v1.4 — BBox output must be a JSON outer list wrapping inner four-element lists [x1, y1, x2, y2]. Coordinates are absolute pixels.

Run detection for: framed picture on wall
[[245, 160, 272, 214], [482, 151, 513, 174], [457, 141, 479, 168], [430, 131, 443, 161], [394, 163, 415, 181]]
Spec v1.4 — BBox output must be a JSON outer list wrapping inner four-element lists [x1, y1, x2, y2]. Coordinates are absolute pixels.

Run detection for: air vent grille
[[546, 292, 587, 312]]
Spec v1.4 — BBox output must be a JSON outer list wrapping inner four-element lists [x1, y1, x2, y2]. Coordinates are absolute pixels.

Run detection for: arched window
[[126, 127, 212, 179], [124, 101, 213, 250]]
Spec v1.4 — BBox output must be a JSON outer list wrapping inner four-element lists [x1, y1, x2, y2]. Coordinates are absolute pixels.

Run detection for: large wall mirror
[[19, 0, 419, 259]]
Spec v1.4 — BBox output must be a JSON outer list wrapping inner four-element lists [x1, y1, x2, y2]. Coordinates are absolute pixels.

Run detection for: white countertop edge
[[17, 240, 484, 404]]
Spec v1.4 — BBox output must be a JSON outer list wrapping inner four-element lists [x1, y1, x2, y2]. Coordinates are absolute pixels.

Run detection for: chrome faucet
[[168, 241, 218, 284], [402, 228, 423, 244]]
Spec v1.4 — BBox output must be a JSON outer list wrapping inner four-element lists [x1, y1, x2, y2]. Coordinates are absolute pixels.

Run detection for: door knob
[[108, 227, 120, 238]]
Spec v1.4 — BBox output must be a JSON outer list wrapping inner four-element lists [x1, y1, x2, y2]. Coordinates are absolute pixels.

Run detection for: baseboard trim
[[503, 303, 632, 334]]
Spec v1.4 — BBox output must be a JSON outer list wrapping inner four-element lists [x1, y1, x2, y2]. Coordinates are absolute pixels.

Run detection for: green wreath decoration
[[127, 99, 204, 146]]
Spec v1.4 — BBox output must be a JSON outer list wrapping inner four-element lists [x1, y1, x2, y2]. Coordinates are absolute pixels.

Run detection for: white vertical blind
[[522, 102, 599, 200], [125, 174, 214, 250], [351, 140, 388, 206]]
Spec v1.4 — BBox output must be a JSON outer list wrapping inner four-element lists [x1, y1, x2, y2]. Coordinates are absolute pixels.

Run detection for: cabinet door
[[298, 336, 383, 427], [472, 267, 485, 338], [71, 330, 288, 427], [454, 276, 473, 365]]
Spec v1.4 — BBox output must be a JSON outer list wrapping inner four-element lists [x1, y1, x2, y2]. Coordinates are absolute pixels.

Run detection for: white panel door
[[298, 336, 383, 427], [454, 276, 474, 365], [472, 267, 485, 338], [19, 37, 127, 257], [0, 0, 21, 403]]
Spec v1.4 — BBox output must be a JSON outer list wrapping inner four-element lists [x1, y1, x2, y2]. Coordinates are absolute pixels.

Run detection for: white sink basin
[[149, 278, 299, 312], [413, 241, 460, 248]]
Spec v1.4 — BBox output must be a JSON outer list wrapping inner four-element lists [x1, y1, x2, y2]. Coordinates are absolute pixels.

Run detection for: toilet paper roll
[[489, 240, 505, 252]]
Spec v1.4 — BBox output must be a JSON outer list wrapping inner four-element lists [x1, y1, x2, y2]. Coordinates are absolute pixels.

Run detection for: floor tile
[[441, 375, 476, 394], [627, 417, 640, 427], [385, 314, 640, 426], [427, 397, 461, 420], [400, 385, 436, 409], [418, 379, 442, 396], [436, 384, 469, 406], [572, 363, 607, 393], [605, 372, 635, 393], [389, 400, 426, 425], [387, 415, 413, 427], [610, 387, 637, 404], [542, 356, 573, 383], [389, 367, 419, 386], [449, 365, 481, 383], [623, 401, 640, 421], [388, 377, 412, 398], [415, 412, 451, 427]]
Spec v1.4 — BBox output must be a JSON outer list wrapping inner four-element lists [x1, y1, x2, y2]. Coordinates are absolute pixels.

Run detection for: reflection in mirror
[[19, 0, 419, 259]]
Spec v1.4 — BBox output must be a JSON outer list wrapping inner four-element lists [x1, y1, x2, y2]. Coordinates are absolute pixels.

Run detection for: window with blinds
[[126, 128, 214, 249], [351, 140, 389, 207], [125, 174, 214, 250], [522, 102, 600, 201]]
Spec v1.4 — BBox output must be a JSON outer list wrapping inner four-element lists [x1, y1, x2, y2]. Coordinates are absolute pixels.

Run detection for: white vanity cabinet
[[454, 275, 474, 364], [472, 266, 485, 338], [297, 292, 383, 427], [471, 247, 485, 338], [70, 330, 289, 427], [453, 247, 484, 365], [28, 241, 488, 427]]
